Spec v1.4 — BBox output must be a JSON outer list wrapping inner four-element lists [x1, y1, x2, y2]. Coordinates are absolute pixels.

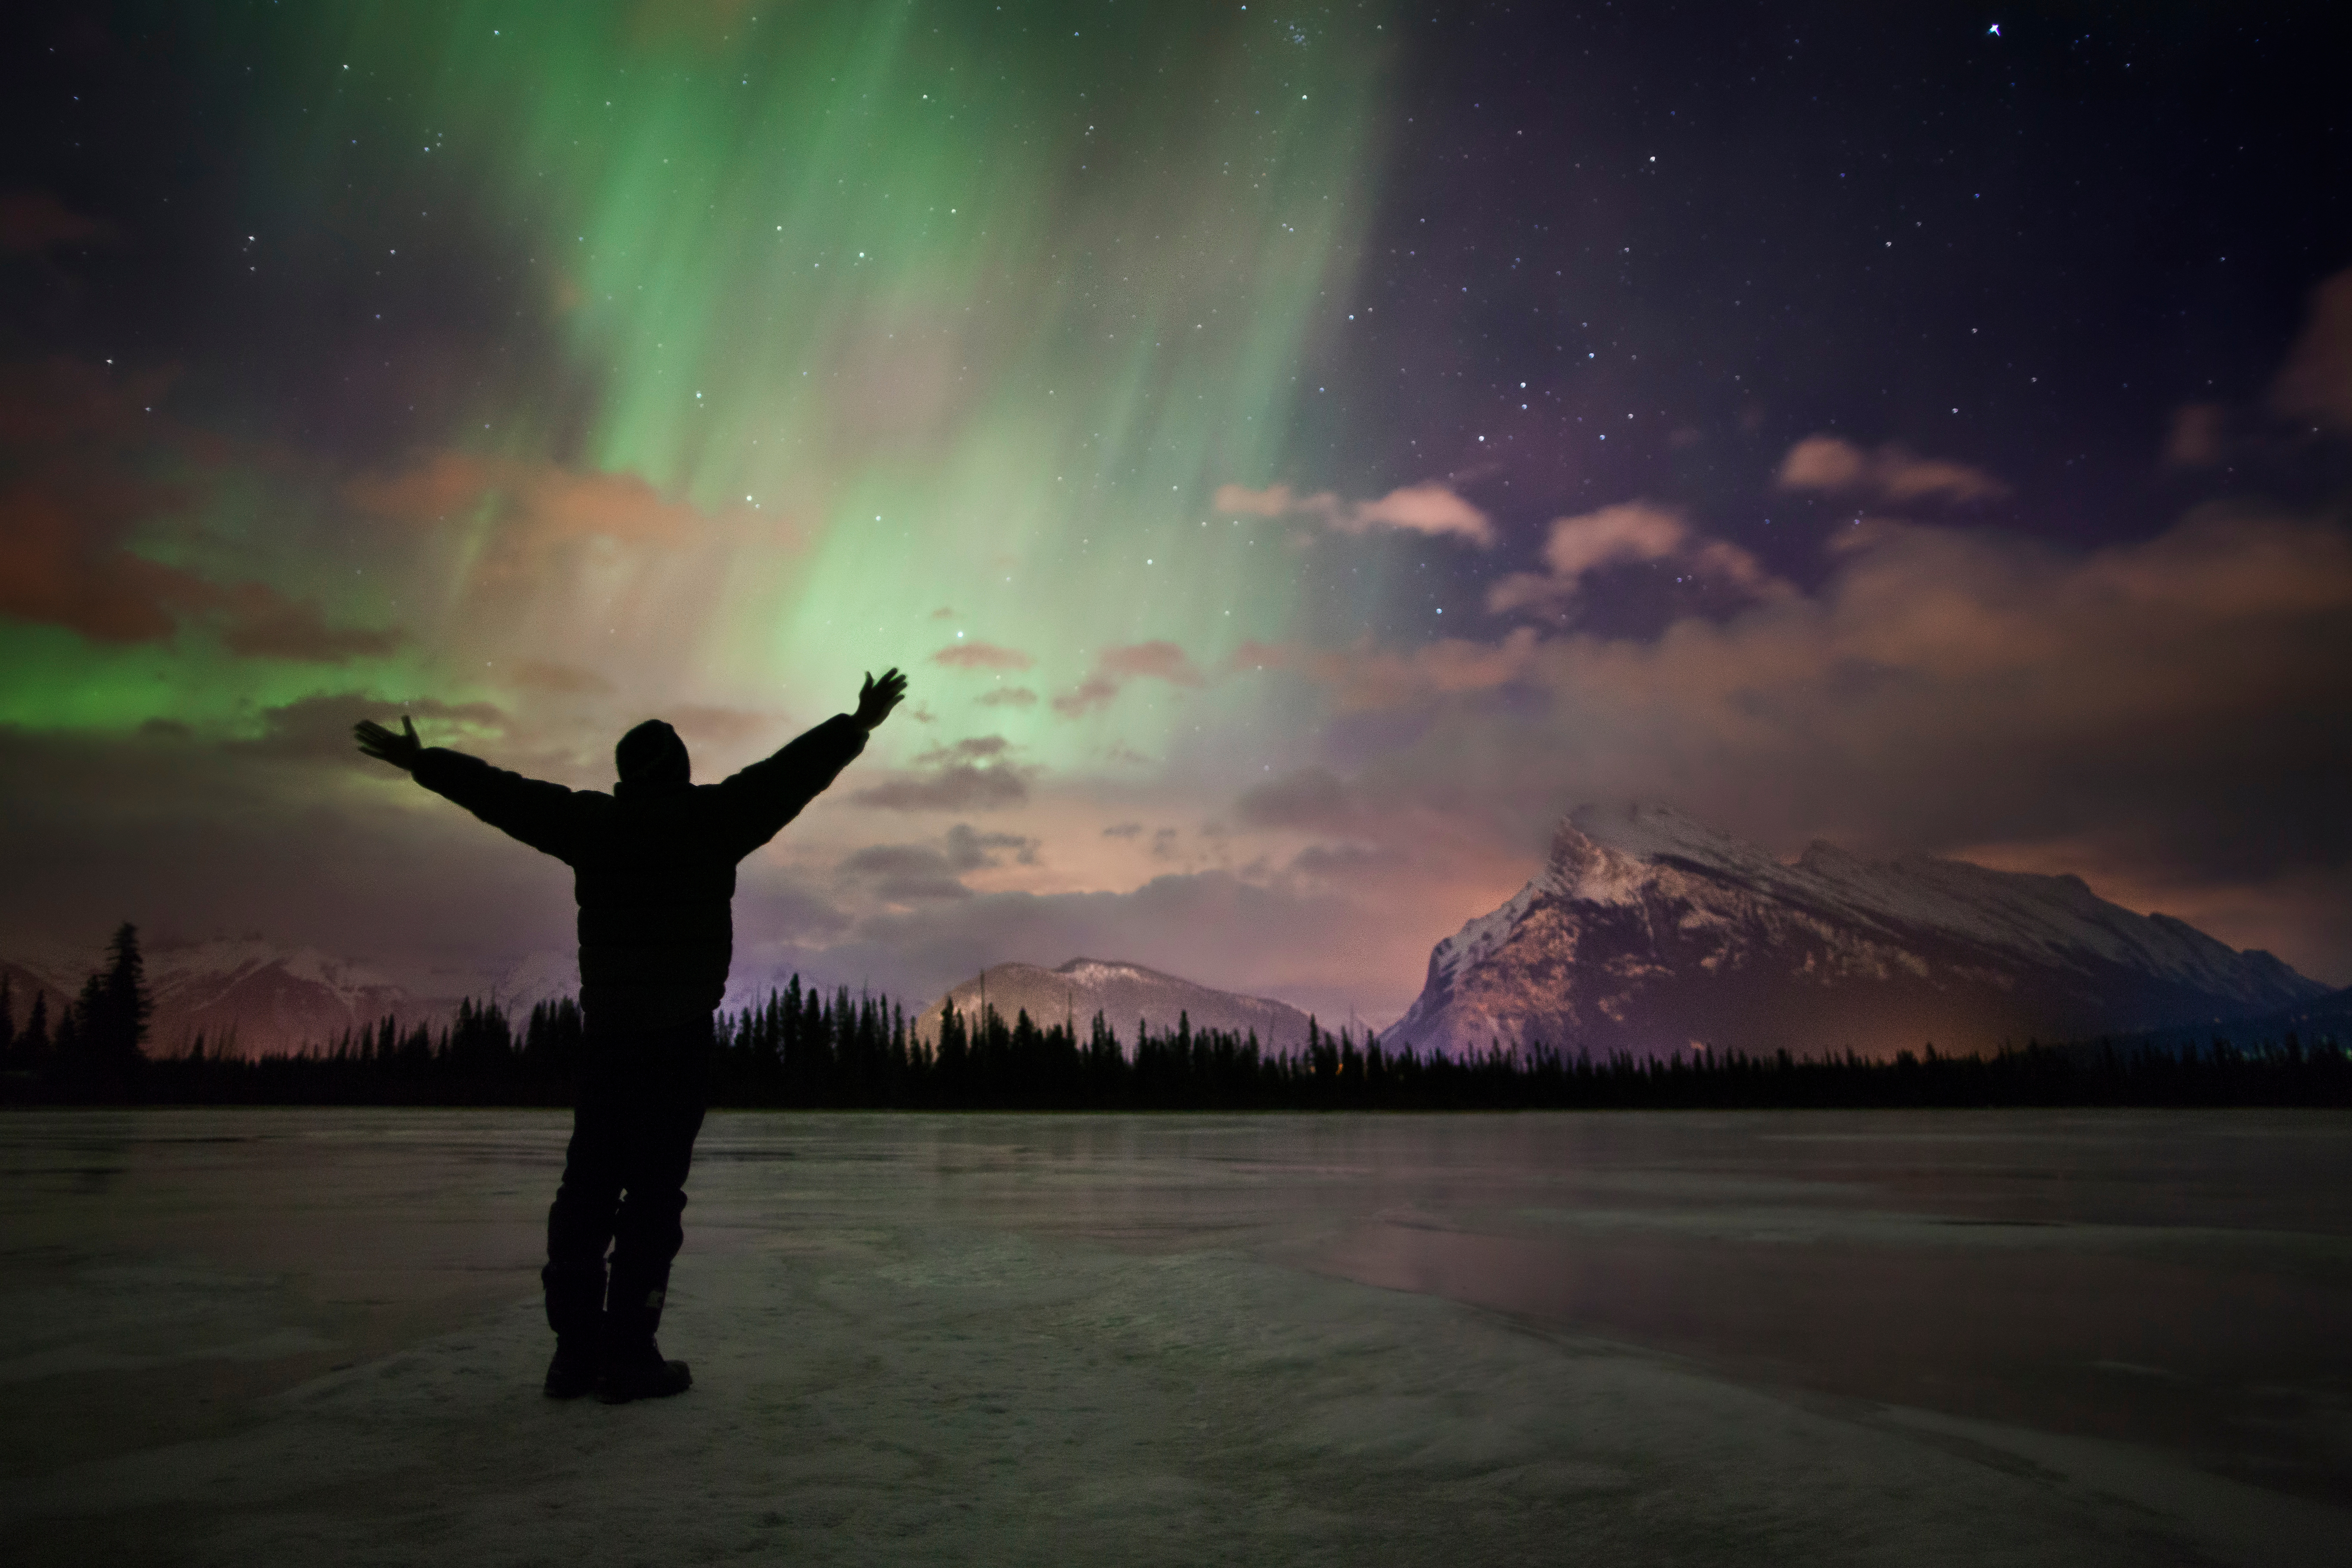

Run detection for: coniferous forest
[[2, 926, 2347, 1110]]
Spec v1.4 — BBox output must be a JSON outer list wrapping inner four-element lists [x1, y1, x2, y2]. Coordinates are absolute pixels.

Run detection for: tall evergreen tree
[[21, 990, 49, 1065], [89, 923, 152, 1076], [0, 975, 13, 1065], [51, 989, 80, 1070]]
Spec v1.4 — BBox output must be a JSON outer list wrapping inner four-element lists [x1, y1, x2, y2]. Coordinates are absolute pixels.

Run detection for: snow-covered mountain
[[0, 938, 580, 1058], [1386, 802, 2327, 1060], [139, 940, 418, 1055], [917, 959, 1317, 1051], [0, 956, 76, 1040]]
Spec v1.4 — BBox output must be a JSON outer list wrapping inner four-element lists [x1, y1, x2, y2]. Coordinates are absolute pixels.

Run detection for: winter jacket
[[409, 715, 867, 1028]]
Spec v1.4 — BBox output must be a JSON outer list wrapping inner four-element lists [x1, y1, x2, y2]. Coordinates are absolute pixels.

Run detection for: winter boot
[[544, 1337, 603, 1399], [596, 1264, 691, 1404], [542, 1260, 606, 1399]]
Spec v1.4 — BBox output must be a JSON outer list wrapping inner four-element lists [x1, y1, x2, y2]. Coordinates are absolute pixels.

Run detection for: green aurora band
[[8, 3, 1402, 775]]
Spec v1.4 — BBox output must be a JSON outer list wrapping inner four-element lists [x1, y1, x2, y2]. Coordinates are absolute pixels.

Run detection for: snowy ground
[[3, 1108, 2348, 1566]]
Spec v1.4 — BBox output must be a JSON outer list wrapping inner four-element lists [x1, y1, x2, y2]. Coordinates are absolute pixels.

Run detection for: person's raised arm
[[354, 713, 586, 864], [716, 668, 905, 856]]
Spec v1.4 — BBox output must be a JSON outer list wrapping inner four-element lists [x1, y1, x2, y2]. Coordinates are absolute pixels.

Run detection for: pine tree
[[95, 923, 152, 1074], [51, 990, 80, 1071], [0, 975, 13, 1066], [70, 972, 105, 1079], [22, 990, 49, 1065]]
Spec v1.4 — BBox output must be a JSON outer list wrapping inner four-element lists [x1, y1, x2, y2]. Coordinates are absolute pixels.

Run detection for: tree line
[[0, 923, 151, 1098], [3, 932, 2346, 1109]]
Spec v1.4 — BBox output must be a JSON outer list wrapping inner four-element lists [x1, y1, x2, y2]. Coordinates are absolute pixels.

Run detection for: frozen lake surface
[[3, 1107, 2349, 1565]]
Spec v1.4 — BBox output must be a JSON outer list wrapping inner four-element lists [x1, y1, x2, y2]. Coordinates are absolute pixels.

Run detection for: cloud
[[930, 640, 1034, 671], [0, 190, 113, 256], [215, 590, 404, 661], [837, 823, 1040, 904], [786, 868, 1407, 1023], [1289, 841, 1407, 880], [2270, 266, 2352, 433], [0, 720, 581, 974], [1776, 436, 2009, 504], [1052, 641, 1206, 716], [838, 844, 973, 902], [944, 823, 1039, 869], [510, 660, 615, 695], [2164, 403, 2229, 468], [975, 686, 1037, 708], [1212, 480, 1494, 545], [0, 360, 400, 660], [852, 762, 1029, 812], [1484, 504, 1780, 617], [1774, 435, 1868, 492], [1534, 502, 1690, 578], [1331, 483, 1494, 544], [1211, 483, 1297, 517], [232, 693, 510, 762], [1267, 503, 2352, 979], [1241, 628, 1546, 712], [1236, 766, 1355, 830], [913, 735, 1010, 765], [1101, 822, 1144, 839], [345, 450, 792, 578]]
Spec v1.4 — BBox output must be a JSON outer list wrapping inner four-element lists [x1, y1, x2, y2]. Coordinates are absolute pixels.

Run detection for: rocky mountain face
[[1385, 803, 2328, 1060], [919, 958, 1317, 1050]]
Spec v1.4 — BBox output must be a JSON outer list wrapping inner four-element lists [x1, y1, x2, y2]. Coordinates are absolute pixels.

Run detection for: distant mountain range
[[6, 806, 2329, 1064], [0, 941, 1323, 1061], [917, 959, 1317, 1050], [1385, 802, 2330, 1060], [0, 940, 579, 1058]]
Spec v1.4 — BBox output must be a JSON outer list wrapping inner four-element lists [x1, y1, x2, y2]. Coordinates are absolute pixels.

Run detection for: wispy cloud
[[930, 640, 1033, 671], [1776, 436, 2009, 503], [1212, 480, 1494, 545], [854, 738, 1030, 812], [2270, 266, 2352, 433], [0, 360, 401, 661], [2164, 403, 2229, 468], [1486, 503, 1777, 615], [1052, 641, 1206, 716]]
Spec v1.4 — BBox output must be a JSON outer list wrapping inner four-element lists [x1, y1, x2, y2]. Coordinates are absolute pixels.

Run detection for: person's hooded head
[[615, 718, 691, 794]]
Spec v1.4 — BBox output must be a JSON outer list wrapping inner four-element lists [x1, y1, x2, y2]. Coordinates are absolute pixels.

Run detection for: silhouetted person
[[354, 669, 906, 1402]]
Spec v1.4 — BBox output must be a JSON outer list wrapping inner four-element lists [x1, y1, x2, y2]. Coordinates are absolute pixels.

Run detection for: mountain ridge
[[918, 958, 1316, 1050], [1386, 802, 2325, 1059]]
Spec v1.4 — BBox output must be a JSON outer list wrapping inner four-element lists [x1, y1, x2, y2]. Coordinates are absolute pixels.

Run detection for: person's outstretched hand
[[354, 715, 423, 772], [855, 668, 907, 732]]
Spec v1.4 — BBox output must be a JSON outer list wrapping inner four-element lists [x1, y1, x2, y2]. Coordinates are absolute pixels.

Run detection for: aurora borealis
[[4, 3, 2350, 1025]]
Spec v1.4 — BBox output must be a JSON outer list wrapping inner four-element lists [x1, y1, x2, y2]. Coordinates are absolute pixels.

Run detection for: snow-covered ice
[[3, 1108, 2348, 1565]]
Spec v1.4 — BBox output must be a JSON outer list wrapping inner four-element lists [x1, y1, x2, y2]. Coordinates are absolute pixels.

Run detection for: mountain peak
[[1546, 801, 1791, 902], [921, 958, 1313, 1049], [1393, 803, 2324, 1058]]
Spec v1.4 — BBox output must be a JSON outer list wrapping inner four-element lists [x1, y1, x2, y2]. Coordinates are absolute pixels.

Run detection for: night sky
[[4, 1, 2348, 1023]]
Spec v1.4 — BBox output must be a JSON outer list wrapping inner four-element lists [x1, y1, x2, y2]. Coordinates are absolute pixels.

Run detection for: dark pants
[[542, 1018, 711, 1352]]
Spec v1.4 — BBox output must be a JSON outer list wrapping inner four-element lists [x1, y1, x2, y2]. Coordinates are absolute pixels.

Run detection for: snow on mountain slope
[[1389, 802, 2325, 1059], [135, 939, 412, 1055], [0, 937, 534, 1058], [918, 958, 1316, 1051]]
